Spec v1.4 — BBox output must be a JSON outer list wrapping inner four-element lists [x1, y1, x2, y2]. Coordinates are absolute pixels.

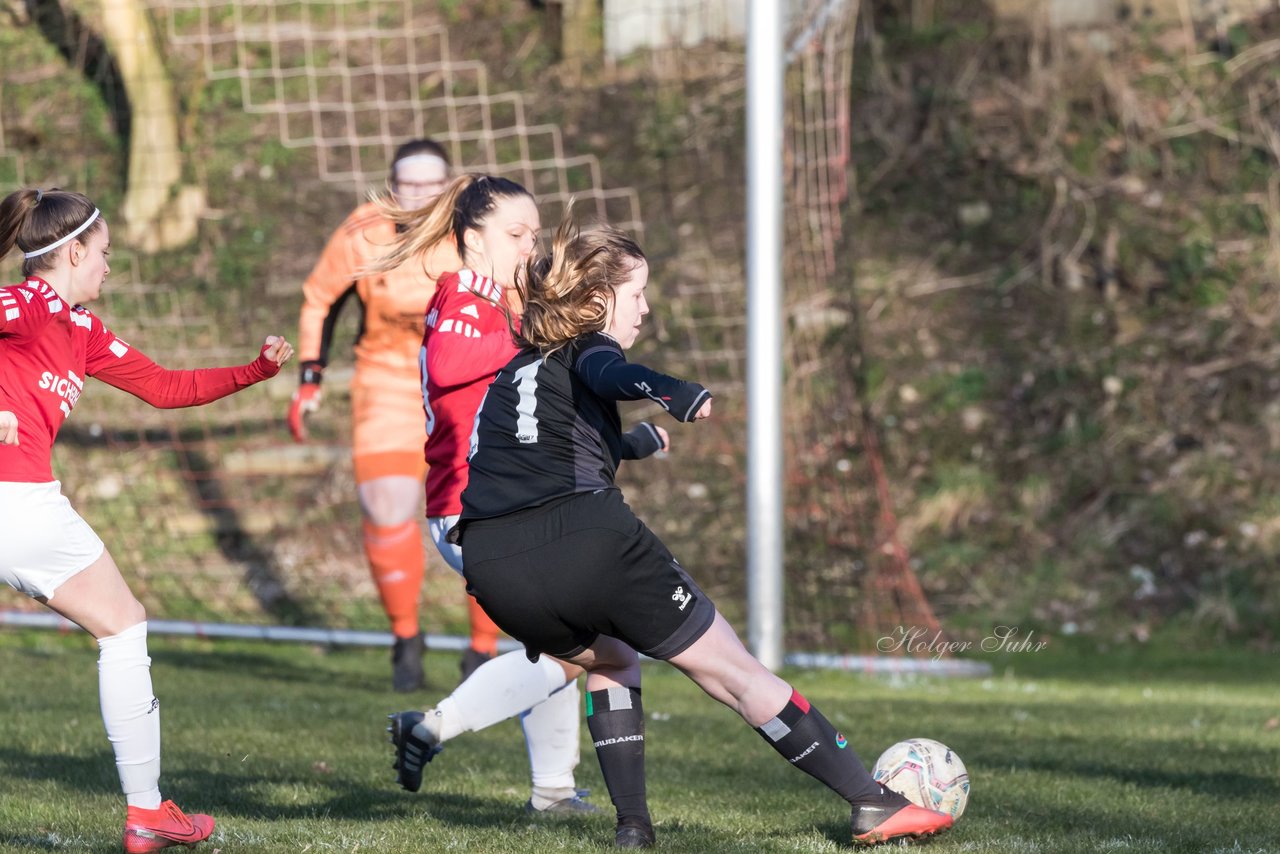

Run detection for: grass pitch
[[0, 629, 1276, 853]]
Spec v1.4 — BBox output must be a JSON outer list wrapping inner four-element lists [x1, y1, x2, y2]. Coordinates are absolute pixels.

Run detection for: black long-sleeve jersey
[[459, 331, 712, 521]]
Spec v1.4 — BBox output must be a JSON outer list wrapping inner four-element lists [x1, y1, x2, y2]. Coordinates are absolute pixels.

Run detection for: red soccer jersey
[[420, 269, 518, 517], [0, 277, 281, 483]]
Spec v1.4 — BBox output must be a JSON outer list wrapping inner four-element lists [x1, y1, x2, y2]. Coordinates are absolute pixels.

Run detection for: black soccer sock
[[586, 686, 650, 823], [754, 689, 893, 806]]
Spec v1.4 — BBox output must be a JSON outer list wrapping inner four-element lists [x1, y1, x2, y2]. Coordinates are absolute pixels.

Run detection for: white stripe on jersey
[[70, 312, 92, 329], [109, 340, 129, 358], [4, 308, 17, 321], [439, 318, 484, 338], [454, 269, 502, 302]]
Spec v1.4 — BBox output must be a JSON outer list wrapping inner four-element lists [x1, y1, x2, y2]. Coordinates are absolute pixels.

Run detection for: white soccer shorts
[[0, 480, 106, 599], [427, 514, 463, 576]]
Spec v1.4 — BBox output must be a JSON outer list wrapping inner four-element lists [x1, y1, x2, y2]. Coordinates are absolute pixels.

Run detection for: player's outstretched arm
[[90, 330, 295, 409], [0, 410, 18, 445], [575, 342, 712, 423]]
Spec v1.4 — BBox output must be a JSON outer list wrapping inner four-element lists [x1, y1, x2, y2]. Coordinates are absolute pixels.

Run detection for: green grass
[[0, 630, 1277, 853]]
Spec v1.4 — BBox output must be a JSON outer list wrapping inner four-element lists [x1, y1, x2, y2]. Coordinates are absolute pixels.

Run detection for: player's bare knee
[[579, 639, 640, 684], [357, 476, 421, 525], [361, 496, 413, 526], [601, 642, 640, 672], [113, 598, 147, 635], [556, 657, 586, 681]]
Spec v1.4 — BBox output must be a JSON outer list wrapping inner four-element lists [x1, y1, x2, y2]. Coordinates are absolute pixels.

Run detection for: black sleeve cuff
[[299, 360, 325, 385], [622, 422, 664, 460], [680, 388, 712, 423]]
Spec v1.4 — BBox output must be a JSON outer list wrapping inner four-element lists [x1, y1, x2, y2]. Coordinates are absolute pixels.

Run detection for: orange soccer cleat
[[122, 800, 215, 853], [852, 802, 953, 846]]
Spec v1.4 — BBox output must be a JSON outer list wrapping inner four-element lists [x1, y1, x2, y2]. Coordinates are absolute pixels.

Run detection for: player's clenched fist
[[0, 411, 17, 445], [262, 335, 294, 366]]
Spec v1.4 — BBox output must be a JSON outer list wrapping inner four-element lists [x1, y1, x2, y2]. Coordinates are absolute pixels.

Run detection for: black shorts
[[459, 489, 717, 662]]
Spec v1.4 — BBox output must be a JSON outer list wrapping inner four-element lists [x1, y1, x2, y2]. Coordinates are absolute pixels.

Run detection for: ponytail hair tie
[[34, 189, 43, 204]]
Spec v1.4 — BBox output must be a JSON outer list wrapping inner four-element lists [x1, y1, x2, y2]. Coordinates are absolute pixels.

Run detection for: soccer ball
[[871, 738, 969, 819]]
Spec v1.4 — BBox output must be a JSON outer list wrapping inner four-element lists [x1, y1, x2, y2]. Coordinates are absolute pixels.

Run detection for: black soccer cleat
[[386, 710, 442, 792], [391, 633, 426, 693], [614, 814, 656, 848]]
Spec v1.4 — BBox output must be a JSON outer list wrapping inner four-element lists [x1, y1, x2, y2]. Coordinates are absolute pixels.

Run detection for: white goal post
[[746, 0, 786, 671]]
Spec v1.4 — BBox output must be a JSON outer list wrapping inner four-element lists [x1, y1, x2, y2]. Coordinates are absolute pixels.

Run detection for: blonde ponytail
[[366, 174, 479, 274]]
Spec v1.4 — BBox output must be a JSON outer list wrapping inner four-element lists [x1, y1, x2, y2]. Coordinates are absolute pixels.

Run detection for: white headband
[[23, 208, 101, 258], [394, 153, 448, 172]]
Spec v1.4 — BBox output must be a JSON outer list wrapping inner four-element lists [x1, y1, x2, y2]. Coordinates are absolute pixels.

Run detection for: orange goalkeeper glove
[[287, 361, 324, 442]]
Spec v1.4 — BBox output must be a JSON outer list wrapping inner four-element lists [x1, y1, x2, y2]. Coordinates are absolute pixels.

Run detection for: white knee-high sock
[[430, 652, 568, 742], [521, 678, 582, 805], [97, 621, 162, 809]]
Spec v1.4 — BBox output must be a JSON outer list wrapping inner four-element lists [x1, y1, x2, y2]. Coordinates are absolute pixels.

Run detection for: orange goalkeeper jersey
[[298, 201, 460, 378]]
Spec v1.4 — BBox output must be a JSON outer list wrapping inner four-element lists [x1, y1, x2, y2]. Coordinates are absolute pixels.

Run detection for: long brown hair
[[368, 173, 532, 275], [517, 208, 646, 354], [0, 188, 103, 277]]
